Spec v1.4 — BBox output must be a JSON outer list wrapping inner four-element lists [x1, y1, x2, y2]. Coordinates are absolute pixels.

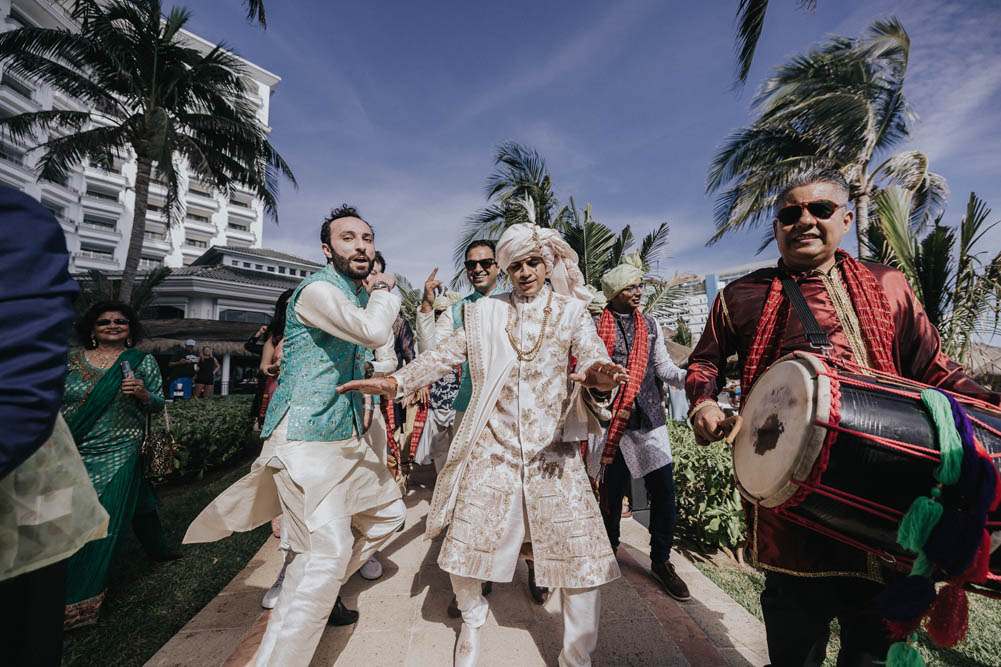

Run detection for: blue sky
[[181, 0, 1001, 287]]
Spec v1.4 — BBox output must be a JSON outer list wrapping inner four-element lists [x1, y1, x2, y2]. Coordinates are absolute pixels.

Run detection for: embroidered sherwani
[[686, 259, 1001, 581], [394, 286, 620, 589]]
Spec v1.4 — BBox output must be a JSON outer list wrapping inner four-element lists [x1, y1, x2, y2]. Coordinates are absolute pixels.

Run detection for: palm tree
[[74, 266, 172, 322], [244, 0, 266, 27], [671, 316, 693, 347], [394, 274, 423, 330], [708, 17, 947, 256], [454, 141, 571, 273], [734, 1, 818, 85], [871, 187, 1001, 365], [0, 0, 295, 302]]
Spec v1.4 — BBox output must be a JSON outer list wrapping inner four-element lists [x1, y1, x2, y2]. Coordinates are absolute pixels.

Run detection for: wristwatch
[[370, 281, 391, 291]]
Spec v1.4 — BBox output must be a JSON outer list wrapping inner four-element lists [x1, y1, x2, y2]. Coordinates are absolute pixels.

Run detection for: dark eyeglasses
[[776, 199, 846, 226], [95, 318, 130, 326], [464, 258, 497, 271]]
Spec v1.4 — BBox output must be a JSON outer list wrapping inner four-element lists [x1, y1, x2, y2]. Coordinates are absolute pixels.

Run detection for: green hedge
[[670, 420, 746, 551], [153, 395, 258, 479]]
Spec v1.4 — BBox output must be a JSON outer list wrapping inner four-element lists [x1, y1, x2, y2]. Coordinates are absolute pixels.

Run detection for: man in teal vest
[[415, 239, 501, 471], [184, 206, 406, 667]]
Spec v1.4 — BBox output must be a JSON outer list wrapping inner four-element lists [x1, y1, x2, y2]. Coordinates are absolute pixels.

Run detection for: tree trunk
[[854, 192, 871, 259], [119, 153, 153, 304]]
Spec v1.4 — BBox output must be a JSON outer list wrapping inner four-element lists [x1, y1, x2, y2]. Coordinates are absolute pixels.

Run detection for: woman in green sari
[[62, 301, 176, 628]]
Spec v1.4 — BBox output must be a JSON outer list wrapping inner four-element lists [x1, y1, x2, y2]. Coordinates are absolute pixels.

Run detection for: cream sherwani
[[394, 286, 620, 667], [184, 280, 406, 667]]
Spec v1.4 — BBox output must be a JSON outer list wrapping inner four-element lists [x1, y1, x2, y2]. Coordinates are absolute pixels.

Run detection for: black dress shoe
[[526, 563, 549, 605], [327, 596, 359, 626]]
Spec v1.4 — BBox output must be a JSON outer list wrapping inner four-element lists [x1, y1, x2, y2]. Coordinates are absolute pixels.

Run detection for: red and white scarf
[[742, 250, 897, 395], [597, 307, 649, 467]]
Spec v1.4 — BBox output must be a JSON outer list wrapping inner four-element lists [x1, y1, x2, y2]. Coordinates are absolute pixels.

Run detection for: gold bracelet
[[687, 399, 719, 423]]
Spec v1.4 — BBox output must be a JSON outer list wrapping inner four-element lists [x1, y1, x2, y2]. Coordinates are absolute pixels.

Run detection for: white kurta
[[183, 283, 402, 544]]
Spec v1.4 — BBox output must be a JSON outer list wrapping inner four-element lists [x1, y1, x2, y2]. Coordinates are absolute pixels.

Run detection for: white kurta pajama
[[184, 279, 406, 667], [393, 286, 620, 667]]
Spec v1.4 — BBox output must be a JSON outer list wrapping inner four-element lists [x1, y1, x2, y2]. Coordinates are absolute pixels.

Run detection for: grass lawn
[[61, 460, 271, 667], [691, 558, 1001, 667]]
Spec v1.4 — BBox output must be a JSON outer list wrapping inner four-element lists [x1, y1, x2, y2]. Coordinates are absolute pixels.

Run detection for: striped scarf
[[742, 250, 897, 394], [380, 399, 401, 463], [410, 401, 428, 459], [597, 307, 649, 466]]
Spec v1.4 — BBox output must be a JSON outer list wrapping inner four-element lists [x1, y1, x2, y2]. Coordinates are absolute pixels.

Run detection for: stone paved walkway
[[146, 467, 768, 667]]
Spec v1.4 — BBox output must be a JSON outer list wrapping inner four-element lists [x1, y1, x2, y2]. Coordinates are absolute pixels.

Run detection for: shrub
[[153, 395, 257, 479], [670, 419, 746, 551]]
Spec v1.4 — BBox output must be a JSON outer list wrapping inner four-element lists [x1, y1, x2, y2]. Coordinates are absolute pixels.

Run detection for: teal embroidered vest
[[261, 264, 373, 441]]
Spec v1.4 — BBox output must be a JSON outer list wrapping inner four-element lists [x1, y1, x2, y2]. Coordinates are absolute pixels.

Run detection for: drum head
[[733, 353, 831, 508]]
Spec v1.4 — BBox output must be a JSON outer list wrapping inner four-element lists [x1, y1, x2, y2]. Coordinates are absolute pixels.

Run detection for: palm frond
[[734, 0, 770, 85], [637, 222, 670, 274], [641, 280, 686, 322]]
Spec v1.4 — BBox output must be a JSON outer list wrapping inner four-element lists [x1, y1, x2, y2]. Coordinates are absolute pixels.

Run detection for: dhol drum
[[732, 351, 1001, 592]]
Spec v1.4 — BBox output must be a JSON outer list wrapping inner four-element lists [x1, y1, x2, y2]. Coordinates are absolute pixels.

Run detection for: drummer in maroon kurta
[[686, 168, 1001, 667]]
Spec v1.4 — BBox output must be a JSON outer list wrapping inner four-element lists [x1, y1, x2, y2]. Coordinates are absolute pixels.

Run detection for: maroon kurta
[[685, 259, 1001, 581]]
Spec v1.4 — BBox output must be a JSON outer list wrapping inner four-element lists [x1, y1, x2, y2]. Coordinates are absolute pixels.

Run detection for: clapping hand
[[570, 360, 628, 392]]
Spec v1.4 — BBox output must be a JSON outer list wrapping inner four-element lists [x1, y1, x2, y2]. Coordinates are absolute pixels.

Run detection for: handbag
[[142, 403, 176, 479]]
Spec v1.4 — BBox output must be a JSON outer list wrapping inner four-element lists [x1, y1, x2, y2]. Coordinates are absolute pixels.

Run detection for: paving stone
[[145, 627, 248, 667], [183, 591, 268, 631]]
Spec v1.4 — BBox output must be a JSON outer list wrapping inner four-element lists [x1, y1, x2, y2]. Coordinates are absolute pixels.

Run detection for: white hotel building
[[0, 0, 279, 274]]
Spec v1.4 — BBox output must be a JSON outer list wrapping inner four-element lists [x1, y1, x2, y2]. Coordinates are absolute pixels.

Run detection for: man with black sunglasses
[[415, 239, 502, 471], [686, 168, 1000, 667]]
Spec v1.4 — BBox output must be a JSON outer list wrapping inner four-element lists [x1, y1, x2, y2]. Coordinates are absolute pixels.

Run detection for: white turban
[[601, 252, 645, 299], [495, 222, 591, 302]]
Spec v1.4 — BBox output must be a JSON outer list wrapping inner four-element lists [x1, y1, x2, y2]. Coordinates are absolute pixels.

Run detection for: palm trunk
[[118, 153, 153, 304], [854, 192, 871, 259]]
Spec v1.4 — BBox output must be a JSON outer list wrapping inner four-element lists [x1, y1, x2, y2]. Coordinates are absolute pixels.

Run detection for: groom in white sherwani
[[340, 215, 627, 667]]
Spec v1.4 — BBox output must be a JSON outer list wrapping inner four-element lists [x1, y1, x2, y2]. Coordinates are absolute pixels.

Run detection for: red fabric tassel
[[924, 583, 969, 648], [962, 530, 992, 584]]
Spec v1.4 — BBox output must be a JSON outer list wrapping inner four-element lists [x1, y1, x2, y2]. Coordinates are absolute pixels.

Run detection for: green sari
[[61, 349, 171, 627]]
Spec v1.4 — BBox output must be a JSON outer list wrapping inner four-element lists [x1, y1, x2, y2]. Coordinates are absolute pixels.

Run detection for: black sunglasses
[[464, 258, 497, 271], [776, 199, 846, 226], [95, 318, 130, 326]]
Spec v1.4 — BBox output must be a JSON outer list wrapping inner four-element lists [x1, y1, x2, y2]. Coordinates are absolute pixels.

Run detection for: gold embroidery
[[819, 269, 870, 368], [718, 293, 736, 335], [751, 505, 886, 583]]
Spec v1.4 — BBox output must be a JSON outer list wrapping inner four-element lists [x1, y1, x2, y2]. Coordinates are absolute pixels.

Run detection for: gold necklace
[[505, 290, 553, 362], [88, 348, 121, 369]]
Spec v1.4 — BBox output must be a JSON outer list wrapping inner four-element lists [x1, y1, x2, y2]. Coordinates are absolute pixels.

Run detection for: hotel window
[[243, 262, 251, 268], [85, 187, 119, 202], [227, 222, 248, 232], [255, 264, 263, 270], [184, 237, 207, 248], [78, 245, 114, 261], [186, 212, 210, 223], [82, 214, 117, 230], [1, 72, 33, 100], [267, 266, 275, 272], [278, 266, 286, 274]]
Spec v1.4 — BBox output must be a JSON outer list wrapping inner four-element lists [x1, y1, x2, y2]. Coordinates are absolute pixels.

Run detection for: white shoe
[[359, 556, 383, 580], [261, 552, 293, 609], [454, 623, 481, 667], [261, 569, 285, 609]]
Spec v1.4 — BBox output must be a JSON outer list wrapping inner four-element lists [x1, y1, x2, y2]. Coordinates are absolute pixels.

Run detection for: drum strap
[[779, 275, 832, 352]]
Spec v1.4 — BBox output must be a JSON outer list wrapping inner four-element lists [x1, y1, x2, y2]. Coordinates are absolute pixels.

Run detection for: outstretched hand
[[569, 360, 628, 392], [336, 377, 398, 397]]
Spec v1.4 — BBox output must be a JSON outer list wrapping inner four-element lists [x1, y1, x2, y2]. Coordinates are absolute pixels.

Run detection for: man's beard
[[330, 250, 371, 280]]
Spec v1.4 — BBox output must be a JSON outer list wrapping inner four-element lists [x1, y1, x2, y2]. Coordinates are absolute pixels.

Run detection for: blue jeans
[[600, 449, 677, 563], [170, 377, 192, 399]]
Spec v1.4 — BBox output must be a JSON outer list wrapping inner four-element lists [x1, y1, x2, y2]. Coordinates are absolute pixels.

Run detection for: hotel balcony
[[226, 200, 257, 221], [84, 162, 127, 188], [225, 225, 256, 245], [74, 248, 119, 271], [186, 185, 219, 211], [82, 189, 124, 216], [183, 215, 218, 236], [142, 230, 172, 256], [0, 73, 40, 114], [77, 219, 122, 243]]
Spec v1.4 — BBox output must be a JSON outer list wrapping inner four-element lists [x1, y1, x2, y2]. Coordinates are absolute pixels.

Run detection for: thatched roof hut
[[137, 318, 261, 357]]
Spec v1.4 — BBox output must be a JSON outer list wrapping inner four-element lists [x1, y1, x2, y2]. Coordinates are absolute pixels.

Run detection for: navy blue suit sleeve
[[0, 186, 78, 478]]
